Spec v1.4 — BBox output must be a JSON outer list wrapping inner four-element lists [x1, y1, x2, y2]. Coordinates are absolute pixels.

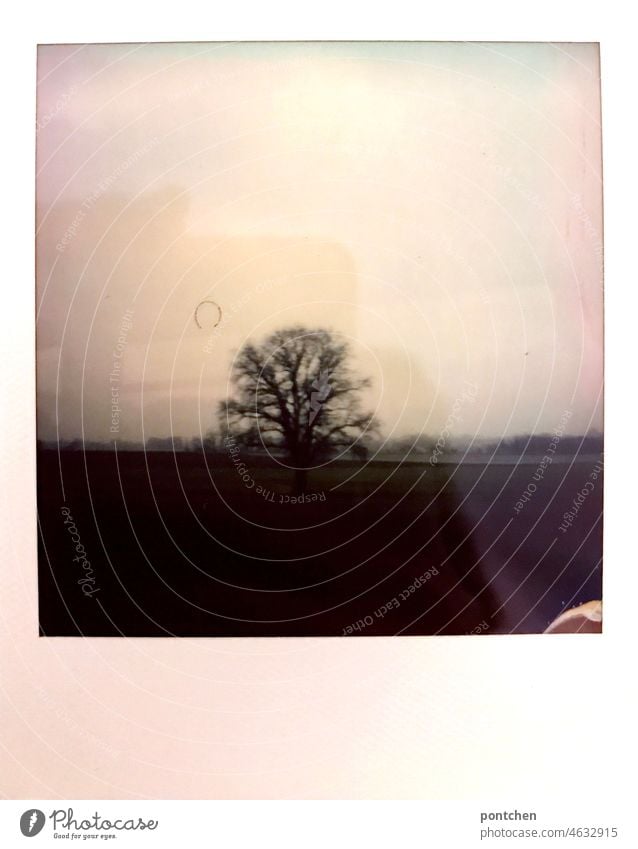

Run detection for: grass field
[[37, 449, 603, 636]]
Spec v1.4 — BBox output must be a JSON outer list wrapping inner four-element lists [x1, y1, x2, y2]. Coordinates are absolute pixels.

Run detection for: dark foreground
[[38, 449, 603, 636]]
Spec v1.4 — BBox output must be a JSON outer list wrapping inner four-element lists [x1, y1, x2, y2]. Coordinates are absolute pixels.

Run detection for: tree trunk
[[292, 467, 308, 494]]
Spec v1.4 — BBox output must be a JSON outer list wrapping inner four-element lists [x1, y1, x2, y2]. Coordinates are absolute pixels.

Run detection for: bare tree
[[219, 326, 377, 491]]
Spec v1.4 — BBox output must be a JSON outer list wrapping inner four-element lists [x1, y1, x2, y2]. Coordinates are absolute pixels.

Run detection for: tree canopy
[[219, 326, 377, 490]]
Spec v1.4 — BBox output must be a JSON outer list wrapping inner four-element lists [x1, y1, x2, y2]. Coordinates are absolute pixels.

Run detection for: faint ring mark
[[195, 300, 222, 330]]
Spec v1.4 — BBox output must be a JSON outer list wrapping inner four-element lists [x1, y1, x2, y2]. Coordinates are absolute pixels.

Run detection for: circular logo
[[20, 809, 45, 837]]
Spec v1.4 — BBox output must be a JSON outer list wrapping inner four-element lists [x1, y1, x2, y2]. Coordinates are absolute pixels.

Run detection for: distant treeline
[[363, 432, 602, 458], [434, 432, 603, 457], [41, 431, 603, 457]]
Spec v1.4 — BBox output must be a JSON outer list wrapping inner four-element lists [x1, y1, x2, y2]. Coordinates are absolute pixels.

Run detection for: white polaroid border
[[0, 0, 635, 808]]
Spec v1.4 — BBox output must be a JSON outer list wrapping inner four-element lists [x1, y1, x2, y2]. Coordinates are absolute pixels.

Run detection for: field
[[37, 449, 603, 636]]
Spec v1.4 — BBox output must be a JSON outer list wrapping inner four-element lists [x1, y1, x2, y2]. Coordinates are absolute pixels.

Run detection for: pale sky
[[36, 42, 603, 444]]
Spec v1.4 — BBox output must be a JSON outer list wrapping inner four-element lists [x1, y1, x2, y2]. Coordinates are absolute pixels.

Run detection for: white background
[[0, 0, 636, 825]]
